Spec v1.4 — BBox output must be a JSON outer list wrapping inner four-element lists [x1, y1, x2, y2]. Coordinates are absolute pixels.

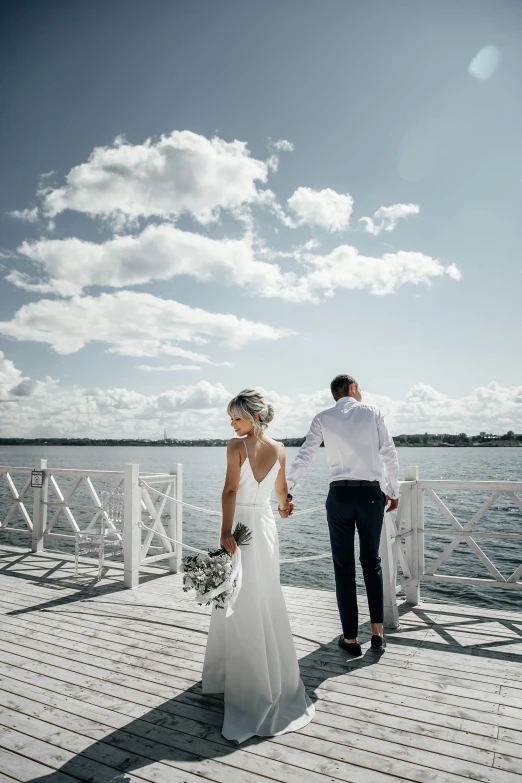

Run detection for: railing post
[[169, 463, 183, 573], [31, 459, 48, 553], [381, 506, 400, 629], [123, 463, 141, 588], [404, 466, 421, 605]]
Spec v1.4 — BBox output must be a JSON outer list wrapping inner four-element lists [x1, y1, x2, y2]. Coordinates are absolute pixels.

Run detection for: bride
[[202, 389, 315, 743]]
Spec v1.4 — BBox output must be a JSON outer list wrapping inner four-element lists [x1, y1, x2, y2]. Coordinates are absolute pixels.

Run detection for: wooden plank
[[0, 746, 78, 783], [2, 596, 516, 716], [0, 687, 415, 783], [0, 609, 410, 688], [1, 586, 521, 700], [275, 727, 522, 783], [0, 772, 20, 783], [0, 628, 508, 723], [1, 676, 514, 776], [0, 654, 502, 746], [0, 641, 511, 751], [309, 703, 522, 761], [2, 671, 519, 770], [0, 643, 508, 752], [4, 643, 520, 783], [0, 705, 328, 783], [494, 753, 522, 776], [498, 726, 522, 744], [0, 617, 507, 708], [0, 729, 147, 783], [416, 601, 522, 623]]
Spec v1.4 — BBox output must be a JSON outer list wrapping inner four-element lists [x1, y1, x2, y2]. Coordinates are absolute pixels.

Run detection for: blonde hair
[[227, 389, 275, 435]]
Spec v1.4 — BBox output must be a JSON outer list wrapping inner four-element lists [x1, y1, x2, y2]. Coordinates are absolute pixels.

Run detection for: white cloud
[[267, 138, 295, 153], [0, 353, 236, 438], [359, 203, 420, 236], [9, 378, 37, 397], [156, 381, 231, 412], [0, 291, 293, 355], [301, 245, 461, 297], [5, 128, 461, 320], [136, 364, 201, 372], [10, 223, 461, 303], [266, 155, 279, 173], [8, 207, 39, 222], [372, 382, 522, 435], [9, 223, 461, 302], [263, 382, 522, 439], [10, 224, 301, 298], [287, 187, 354, 232], [0, 352, 25, 401], [107, 343, 231, 365], [252, 189, 297, 228], [40, 130, 268, 227], [1, 351, 520, 439]]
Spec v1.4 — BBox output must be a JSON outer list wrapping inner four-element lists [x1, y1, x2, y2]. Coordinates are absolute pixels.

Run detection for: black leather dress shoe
[[338, 635, 362, 656], [371, 634, 386, 652]]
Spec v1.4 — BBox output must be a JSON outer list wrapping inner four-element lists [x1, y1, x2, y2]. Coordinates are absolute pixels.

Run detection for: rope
[[138, 481, 332, 566], [291, 505, 324, 517], [139, 521, 332, 565], [280, 553, 331, 563], [138, 522, 207, 554], [139, 480, 324, 518], [139, 481, 221, 516]]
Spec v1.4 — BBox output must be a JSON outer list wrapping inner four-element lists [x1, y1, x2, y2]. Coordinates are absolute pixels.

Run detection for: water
[[1, 445, 521, 612]]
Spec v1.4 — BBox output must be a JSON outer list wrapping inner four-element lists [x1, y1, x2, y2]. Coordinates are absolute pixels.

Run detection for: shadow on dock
[[0, 549, 162, 614], [25, 636, 378, 783]]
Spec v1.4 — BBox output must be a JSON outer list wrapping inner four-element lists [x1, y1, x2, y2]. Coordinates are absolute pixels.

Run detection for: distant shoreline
[[1, 438, 520, 448]]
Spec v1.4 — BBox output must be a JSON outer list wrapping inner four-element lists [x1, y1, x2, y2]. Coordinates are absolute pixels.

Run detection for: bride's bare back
[[241, 434, 281, 484]]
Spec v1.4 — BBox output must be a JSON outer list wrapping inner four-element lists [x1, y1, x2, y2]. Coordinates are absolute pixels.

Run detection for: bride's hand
[[278, 501, 294, 519], [220, 533, 237, 555]]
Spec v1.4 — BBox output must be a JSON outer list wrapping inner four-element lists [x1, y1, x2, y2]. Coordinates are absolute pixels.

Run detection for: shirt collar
[[335, 396, 357, 407]]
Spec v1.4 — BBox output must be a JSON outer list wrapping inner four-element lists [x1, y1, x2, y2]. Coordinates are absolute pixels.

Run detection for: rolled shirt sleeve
[[376, 411, 400, 499], [287, 414, 323, 494]]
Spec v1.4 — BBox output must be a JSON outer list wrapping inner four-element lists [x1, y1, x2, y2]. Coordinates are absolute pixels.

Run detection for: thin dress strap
[[243, 439, 248, 458]]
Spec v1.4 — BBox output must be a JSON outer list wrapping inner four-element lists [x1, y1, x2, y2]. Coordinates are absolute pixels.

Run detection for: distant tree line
[[0, 437, 305, 447], [394, 431, 522, 446], [0, 432, 520, 447]]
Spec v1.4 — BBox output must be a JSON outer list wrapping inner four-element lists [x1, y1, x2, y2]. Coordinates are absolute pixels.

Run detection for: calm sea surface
[[1, 445, 521, 612]]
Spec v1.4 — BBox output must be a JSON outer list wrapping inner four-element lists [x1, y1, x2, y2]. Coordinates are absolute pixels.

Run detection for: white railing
[[387, 466, 522, 621], [0, 460, 183, 587], [123, 463, 183, 587], [1, 460, 520, 622]]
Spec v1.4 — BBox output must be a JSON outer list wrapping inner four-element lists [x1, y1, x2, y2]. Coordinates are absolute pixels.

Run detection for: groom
[[287, 374, 399, 656]]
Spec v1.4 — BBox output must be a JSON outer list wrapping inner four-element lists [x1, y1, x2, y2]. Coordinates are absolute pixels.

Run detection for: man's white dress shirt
[[287, 396, 400, 499]]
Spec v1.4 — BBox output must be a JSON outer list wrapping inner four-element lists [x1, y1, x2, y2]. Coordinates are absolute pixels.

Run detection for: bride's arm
[[221, 439, 242, 554], [275, 444, 293, 519]]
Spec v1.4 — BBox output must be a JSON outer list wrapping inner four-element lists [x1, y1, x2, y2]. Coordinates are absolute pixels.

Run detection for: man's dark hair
[[330, 374, 358, 399]]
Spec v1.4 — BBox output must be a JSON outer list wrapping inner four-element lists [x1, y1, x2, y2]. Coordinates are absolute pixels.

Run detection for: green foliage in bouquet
[[209, 522, 252, 556], [181, 523, 252, 610]]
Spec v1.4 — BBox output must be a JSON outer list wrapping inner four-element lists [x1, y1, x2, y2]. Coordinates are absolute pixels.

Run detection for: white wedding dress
[[202, 442, 315, 743]]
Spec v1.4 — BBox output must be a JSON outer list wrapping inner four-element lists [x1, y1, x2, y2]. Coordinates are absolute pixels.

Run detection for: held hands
[[385, 495, 399, 513], [220, 533, 237, 555], [278, 500, 294, 519]]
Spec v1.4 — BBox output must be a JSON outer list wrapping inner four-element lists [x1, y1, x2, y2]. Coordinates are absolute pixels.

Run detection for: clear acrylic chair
[[74, 490, 124, 581]]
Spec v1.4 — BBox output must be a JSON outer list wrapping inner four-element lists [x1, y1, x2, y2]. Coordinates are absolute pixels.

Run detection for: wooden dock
[[0, 545, 522, 783]]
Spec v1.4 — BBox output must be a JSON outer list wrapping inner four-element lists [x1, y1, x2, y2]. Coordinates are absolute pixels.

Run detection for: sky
[[0, 0, 521, 439]]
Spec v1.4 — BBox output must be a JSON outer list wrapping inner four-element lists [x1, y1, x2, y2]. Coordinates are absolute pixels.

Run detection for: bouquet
[[182, 523, 252, 612]]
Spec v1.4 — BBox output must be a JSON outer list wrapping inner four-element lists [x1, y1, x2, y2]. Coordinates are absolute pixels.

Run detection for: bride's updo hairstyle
[[227, 389, 275, 435]]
